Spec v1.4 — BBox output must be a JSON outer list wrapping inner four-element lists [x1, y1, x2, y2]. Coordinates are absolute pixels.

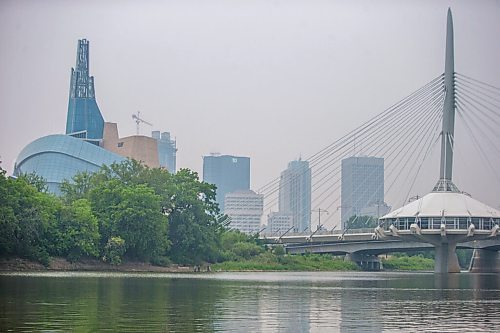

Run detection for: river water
[[1, 271, 499, 332]]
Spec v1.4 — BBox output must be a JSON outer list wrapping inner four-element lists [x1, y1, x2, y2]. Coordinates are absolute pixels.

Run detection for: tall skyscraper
[[152, 131, 177, 172], [66, 39, 104, 145], [224, 190, 263, 234], [278, 159, 311, 233], [341, 156, 384, 230], [203, 154, 250, 212]]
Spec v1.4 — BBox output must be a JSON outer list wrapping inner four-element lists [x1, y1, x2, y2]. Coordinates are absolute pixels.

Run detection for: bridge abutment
[[469, 249, 500, 273]]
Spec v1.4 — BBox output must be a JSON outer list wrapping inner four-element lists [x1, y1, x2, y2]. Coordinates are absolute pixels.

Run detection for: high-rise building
[[203, 154, 250, 212], [278, 159, 311, 233], [341, 156, 385, 230], [66, 39, 105, 145], [224, 190, 263, 234], [152, 131, 177, 172], [266, 212, 294, 235]]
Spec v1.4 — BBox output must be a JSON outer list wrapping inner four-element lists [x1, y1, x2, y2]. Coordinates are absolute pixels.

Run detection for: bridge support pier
[[469, 249, 500, 273], [434, 242, 460, 273], [347, 253, 382, 271]]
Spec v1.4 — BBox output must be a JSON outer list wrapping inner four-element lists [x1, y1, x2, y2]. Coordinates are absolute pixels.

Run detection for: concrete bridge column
[[347, 253, 382, 271], [434, 242, 460, 273], [469, 249, 500, 273]]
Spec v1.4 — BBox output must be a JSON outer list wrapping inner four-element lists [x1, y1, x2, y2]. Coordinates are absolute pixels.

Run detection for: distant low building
[[266, 212, 294, 235], [102, 122, 159, 168], [152, 131, 177, 172], [224, 190, 264, 234]]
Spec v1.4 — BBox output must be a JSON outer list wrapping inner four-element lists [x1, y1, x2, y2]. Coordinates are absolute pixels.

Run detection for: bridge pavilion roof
[[380, 191, 500, 219]]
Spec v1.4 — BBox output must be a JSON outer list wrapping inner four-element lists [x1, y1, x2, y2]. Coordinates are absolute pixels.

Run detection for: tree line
[[0, 160, 262, 266]]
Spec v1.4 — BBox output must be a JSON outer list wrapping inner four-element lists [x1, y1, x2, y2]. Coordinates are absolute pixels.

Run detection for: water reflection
[[1, 272, 499, 332]]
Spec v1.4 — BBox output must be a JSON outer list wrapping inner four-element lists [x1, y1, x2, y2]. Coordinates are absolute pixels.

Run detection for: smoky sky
[[1, 0, 499, 223]]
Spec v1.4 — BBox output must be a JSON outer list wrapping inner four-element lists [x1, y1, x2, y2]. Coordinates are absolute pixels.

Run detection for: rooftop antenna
[[132, 111, 153, 135]]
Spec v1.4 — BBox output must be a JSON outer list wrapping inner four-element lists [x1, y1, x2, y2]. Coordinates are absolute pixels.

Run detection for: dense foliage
[[213, 252, 359, 271], [0, 160, 227, 265], [382, 254, 435, 271]]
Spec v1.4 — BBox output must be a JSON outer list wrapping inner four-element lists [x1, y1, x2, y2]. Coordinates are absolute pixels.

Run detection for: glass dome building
[[14, 134, 124, 193]]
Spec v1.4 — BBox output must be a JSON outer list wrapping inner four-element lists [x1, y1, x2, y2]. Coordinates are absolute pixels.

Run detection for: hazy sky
[[1, 0, 499, 217]]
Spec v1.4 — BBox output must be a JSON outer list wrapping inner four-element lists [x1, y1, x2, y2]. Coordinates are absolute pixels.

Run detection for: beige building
[[101, 122, 159, 168]]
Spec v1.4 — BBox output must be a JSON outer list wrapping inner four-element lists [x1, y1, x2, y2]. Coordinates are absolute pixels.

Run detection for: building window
[[117, 142, 124, 147]]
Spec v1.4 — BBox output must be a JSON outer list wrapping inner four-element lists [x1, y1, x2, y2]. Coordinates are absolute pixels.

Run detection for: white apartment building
[[224, 190, 264, 234]]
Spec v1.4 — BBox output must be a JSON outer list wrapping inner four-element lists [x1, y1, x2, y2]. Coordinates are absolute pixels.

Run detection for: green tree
[[48, 199, 99, 261], [113, 185, 168, 260], [273, 245, 285, 256], [60, 171, 93, 202], [17, 172, 48, 193], [230, 242, 263, 259], [346, 215, 379, 229], [59, 160, 225, 265], [165, 169, 224, 264], [103, 236, 126, 265], [0, 169, 58, 264], [89, 178, 169, 261]]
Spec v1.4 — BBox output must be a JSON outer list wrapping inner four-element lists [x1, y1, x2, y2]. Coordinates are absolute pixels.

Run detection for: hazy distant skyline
[[1, 0, 499, 216]]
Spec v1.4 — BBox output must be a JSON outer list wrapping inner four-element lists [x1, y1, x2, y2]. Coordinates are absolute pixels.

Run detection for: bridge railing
[[379, 217, 500, 231]]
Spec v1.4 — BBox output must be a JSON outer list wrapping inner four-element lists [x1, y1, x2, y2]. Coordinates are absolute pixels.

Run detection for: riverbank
[[0, 257, 193, 273], [1, 255, 437, 273], [0, 256, 359, 273]]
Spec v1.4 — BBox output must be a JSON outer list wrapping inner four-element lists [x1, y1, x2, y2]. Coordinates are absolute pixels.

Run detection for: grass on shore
[[382, 255, 434, 271], [212, 253, 359, 271], [214, 253, 435, 272]]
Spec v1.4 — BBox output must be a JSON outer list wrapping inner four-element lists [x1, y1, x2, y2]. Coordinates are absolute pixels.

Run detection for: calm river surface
[[1, 271, 499, 332]]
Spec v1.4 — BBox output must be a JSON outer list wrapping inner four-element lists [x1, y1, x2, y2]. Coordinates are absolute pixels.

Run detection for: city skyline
[[1, 1, 499, 214]]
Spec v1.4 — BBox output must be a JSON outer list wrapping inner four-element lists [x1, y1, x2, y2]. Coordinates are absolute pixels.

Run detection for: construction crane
[[132, 111, 153, 135]]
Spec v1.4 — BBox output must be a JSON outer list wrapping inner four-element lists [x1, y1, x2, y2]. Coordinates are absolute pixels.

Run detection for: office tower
[[152, 131, 177, 172], [66, 39, 104, 145], [203, 154, 250, 212], [224, 190, 264, 234], [341, 156, 384, 230], [278, 159, 311, 233]]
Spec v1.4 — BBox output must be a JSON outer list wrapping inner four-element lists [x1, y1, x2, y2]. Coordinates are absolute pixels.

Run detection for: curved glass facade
[[15, 134, 124, 193]]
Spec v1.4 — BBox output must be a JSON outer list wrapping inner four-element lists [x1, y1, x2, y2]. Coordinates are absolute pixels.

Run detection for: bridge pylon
[[377, 8, 500, 274]]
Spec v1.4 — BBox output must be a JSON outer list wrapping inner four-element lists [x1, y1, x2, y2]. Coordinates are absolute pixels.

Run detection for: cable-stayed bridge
[[257, 9, 500, 273]]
